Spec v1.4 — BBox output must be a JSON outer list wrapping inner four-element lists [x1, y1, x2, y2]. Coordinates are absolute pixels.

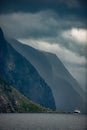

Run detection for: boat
[[74, 109, 81, 114]]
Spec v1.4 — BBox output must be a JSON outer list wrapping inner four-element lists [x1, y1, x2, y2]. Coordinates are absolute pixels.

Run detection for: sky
[[0, 0, 87, 91]]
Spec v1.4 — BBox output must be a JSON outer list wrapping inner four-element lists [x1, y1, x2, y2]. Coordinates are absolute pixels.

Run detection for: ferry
[[74, 109, 81, 114]]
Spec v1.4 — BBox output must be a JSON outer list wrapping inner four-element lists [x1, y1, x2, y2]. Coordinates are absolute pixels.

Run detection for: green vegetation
[[12, 88, 50, 113], [0, 78, 51, 113]]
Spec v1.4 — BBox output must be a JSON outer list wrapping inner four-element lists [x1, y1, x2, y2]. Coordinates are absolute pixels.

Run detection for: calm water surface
[[0, 113, 87, 130]]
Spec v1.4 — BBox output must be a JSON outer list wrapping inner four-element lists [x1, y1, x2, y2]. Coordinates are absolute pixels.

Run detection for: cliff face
[[0, 28, 56, 110]]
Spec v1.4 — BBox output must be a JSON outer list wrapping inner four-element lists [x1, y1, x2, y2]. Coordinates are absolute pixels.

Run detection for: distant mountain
[[0, 28, 56, 110], [0, 78, 51, 113], [8, 38, 87, 113], [43, 52, 86, 112]]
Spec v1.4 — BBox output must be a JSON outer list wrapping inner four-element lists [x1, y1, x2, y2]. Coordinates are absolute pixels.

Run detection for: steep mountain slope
[[8, 38, 86, 113], [0, 28, 56, 110], [44, 52, 86, 112], [8, 39, 53, 85], [0, 78, 51, 113]]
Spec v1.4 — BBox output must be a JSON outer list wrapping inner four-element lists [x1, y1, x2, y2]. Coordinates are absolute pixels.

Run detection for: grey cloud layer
[[0, 0, 87, 15], [0, 12, 59, 38], [0, 11, 86, 59], [0, 11, 86, 37]]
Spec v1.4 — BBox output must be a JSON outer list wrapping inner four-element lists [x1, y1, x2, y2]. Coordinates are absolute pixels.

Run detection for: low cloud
[[0, 11, 86, 59], [0, 12, 58, 39], [62, 28, 87, 45], [0, 11, 86, 61], [18, 39, 87, 66]]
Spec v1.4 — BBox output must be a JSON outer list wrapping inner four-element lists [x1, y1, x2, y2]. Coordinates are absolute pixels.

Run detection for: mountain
[[0, 78, 51, 113], [0, 28, 56, 110], [43, 52, 86, 112], [8, 38, 87, 113]]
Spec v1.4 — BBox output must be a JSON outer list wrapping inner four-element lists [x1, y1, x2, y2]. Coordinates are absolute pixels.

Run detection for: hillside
[[0, 28, 56, 110], [0, 78, 51, 113]]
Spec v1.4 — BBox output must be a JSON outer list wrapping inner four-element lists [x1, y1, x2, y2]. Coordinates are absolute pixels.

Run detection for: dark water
[[0, 113, 87, 130]]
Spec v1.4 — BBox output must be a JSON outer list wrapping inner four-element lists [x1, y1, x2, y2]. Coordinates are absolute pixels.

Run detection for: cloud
[[58, 0, 81, 8], [0, 11, 86, 39], [0, 12, 58, 39], [18, 39, 87, 66], [0, 11, 86, 59], [0, 0, 86, 15], [62, 28, 87, 45]]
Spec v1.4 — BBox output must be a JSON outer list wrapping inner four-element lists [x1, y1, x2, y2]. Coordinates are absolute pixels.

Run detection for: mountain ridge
[[0, 28, 56, 110], [7, 37, 87, 113]]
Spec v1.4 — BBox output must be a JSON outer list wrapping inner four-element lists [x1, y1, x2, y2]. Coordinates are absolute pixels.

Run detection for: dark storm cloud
[[0, 10, 86, 59], [0, 0, 87, 59], [0, 0, 87, 15]]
